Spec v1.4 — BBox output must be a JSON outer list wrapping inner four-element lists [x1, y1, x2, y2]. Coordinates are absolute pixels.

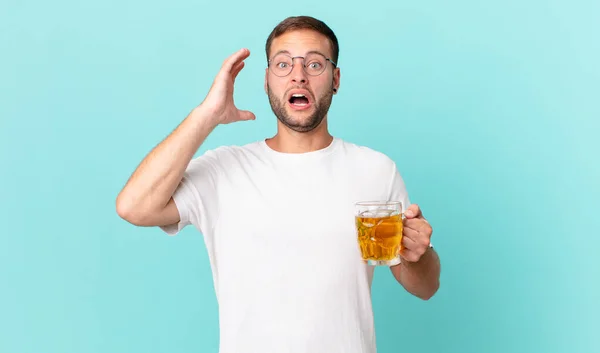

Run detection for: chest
[[214, 162, 389, 269], [211, 163, 383, 296]]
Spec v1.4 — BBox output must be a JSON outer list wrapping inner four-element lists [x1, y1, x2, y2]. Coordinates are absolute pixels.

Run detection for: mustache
[[284, 86, 315, 99]]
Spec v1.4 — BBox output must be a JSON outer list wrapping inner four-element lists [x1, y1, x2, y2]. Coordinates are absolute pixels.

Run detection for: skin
[[394, 204, 440, 300], [116, 29, 440, 301]]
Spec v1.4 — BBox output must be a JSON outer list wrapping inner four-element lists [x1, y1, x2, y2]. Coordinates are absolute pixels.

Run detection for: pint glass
[[355, 201, 404, 266]]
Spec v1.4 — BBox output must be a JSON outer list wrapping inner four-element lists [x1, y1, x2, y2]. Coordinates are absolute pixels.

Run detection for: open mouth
[[289, 94, 309, 106], [287, 90, 312, 110]]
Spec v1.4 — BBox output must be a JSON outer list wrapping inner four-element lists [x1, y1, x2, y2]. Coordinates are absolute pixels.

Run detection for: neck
[[266, 118, 334, 154]]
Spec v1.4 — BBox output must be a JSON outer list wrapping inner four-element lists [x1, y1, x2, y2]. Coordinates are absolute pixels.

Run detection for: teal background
[[1, 0, 598, 352]]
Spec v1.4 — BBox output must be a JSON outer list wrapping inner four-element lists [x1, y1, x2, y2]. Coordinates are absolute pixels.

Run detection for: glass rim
[[355, 201, 402, 207]]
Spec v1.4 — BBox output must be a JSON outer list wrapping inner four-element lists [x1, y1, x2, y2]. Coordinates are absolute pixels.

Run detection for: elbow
[[116, 194, 144, 226]]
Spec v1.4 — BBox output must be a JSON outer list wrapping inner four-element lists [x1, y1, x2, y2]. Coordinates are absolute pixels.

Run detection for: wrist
[[189, 105, 221, 130]]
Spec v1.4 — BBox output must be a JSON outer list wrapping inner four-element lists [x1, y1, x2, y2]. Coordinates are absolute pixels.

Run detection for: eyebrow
[[271, 49, 330, 58]]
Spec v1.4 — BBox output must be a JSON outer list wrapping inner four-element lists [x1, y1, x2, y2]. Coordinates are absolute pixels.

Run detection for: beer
[[355, 202, 404, 266]]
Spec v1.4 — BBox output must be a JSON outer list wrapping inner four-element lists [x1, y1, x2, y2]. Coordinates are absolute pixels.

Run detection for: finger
[[403, 227, 431, 248], [231, 61, 245, 79], [223, 48, 250, 73], [237, 109, 256, 121], [402, 227, 421, 242], [399, 249, 420, 262], [404, 218, 429, 232], [404, 204, 421, 219], [401, 234, 419, 251]]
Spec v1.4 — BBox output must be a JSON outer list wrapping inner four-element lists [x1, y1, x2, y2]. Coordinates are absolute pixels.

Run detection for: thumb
[[404, 204, 421, 219], [237, 109, 256, 121]]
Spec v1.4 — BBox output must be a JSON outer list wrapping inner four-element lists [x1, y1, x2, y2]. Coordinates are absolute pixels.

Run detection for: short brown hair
[[265, 16, 339, 64]]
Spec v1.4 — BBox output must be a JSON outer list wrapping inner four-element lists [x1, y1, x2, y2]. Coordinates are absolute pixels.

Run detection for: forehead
[[270, 29, 333, 58]]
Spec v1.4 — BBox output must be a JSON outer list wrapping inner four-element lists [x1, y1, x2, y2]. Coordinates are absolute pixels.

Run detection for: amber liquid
[[355, 214, 403, 261]]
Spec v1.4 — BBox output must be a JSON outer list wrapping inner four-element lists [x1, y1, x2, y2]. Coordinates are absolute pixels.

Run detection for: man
[[116, 15, 440, 353]]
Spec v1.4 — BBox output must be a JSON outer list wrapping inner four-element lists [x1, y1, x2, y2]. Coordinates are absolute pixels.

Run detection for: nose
[[290, 58, 307, 84]]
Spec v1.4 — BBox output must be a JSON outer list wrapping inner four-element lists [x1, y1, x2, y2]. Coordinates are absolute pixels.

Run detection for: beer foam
[[375, 210, 393, 218], [360, 209, 396, 218]]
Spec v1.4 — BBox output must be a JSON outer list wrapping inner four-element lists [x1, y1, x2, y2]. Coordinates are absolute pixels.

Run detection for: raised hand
[[201, 48, 256, 125]]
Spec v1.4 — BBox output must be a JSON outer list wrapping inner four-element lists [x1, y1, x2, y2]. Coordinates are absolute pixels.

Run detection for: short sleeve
[[159, 150, 221, 236], [387, 161, 411, 214]]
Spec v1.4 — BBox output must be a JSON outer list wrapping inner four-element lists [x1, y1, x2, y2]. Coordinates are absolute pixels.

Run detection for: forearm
[[392, 247, 440, 300], [116, 106, 218, 219]]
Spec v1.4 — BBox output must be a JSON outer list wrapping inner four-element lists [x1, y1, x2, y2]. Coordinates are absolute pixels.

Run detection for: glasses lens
[[304, 53, 327, 76], [270, 54, 293, 77]]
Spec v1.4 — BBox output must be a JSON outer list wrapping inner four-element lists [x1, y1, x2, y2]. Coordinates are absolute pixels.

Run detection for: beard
[[267, 84, 334, 133]]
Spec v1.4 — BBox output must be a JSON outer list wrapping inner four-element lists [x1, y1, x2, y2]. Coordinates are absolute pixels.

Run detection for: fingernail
[[405, 210, 413, 217]]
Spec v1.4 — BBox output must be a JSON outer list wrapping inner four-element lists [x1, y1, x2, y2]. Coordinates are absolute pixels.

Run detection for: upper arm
[[118, 196, 180, 228], [153, 197, 181, 228], [158, 152, 223, 236]]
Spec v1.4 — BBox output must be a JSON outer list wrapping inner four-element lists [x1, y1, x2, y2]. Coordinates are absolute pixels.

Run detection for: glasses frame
[[267, 52, 337, 77]]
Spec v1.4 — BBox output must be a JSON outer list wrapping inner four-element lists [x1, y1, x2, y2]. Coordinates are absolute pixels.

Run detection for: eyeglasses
[[268, 52, 337, 77]]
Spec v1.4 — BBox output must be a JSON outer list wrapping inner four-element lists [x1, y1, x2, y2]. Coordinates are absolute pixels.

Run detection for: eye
[[307, 62, 322, 70], [277, 62, 289, 69]]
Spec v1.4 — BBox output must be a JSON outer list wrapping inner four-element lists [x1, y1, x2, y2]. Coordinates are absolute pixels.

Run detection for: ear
[[264, 68, 268, 94], [333, 67, 341, 94]]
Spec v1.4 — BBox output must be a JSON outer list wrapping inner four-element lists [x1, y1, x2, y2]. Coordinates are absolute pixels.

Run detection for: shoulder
[[190, 140, 264, 166], [337, 138, 397, 170]]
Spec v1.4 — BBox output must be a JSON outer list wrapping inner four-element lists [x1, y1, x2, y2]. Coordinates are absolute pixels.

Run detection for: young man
[[116, 15, 440, 353]]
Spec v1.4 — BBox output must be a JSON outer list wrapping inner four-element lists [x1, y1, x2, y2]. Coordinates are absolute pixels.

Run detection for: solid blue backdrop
[[1, 1, 598, 352]]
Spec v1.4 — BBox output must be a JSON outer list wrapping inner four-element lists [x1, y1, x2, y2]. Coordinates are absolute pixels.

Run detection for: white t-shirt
[[161, 137, 410, 353]]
